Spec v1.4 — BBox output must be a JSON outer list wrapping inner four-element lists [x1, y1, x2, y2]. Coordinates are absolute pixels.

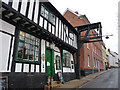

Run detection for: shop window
[[16, 31, 40, 64], [56, 55, 61, 70], [63, 50, 71, 67], [41, 4, 55, 25]]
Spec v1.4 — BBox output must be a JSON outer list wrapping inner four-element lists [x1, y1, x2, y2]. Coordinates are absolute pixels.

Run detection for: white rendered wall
[[41, 39, 46, 73], [0, 19, 15, 72]]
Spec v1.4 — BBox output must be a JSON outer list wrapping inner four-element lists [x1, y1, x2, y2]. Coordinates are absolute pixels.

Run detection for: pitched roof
[[63, 8, 90, 24]]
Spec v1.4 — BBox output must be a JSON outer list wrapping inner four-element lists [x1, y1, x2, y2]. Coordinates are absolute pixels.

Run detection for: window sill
[[63, 66, 71, 68], [88, 66, 90, 67], [87, 47, 89, 50], [16, 59, 40, 65]]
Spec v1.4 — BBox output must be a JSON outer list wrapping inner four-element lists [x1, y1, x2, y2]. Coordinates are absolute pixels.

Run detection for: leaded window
[[56, 55, 61, 70], [41, 4, 55, 25], [63, 50, 71, 67], [16, 31, 40, 64]]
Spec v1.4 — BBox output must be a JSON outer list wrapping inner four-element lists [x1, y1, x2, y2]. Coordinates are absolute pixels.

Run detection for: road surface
[[80, 68, 119, 88]]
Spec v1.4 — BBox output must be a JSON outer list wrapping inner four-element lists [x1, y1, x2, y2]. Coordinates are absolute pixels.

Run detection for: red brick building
[[63, 9, 104, 75]]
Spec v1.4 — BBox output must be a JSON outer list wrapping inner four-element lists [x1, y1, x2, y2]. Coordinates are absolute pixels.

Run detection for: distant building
[[108, 49, 119, 68], [101, 41, 106, 70], [106, 50, 110, 69], [63, 8, 104, 76]]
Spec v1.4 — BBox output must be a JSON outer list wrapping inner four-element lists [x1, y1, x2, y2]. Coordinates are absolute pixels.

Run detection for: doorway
[[46, 47, 54, 77]]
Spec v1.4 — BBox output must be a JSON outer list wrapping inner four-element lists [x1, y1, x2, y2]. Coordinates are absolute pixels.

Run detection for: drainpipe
[[91, 43, 94, 73]]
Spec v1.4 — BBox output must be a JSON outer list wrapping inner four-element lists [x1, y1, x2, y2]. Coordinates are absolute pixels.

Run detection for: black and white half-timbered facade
[[0, 0, 78, 88]]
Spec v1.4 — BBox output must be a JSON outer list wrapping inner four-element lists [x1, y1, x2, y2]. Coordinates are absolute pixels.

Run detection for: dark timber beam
[[84, 40, 103, 43], [81, 36, 102, 41]]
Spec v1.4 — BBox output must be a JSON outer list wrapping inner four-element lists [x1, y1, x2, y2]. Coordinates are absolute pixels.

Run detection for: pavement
[[54, 69, 111, 89], [81, 68, 118, 88]]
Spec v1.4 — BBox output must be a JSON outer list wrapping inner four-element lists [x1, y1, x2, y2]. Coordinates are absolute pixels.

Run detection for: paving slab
[[55, 69, 110, 89]]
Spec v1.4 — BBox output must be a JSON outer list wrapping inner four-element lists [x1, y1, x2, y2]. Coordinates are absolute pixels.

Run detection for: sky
[[49, 0, 119, 53]]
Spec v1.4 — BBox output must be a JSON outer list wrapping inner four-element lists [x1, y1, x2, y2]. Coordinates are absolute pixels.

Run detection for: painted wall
[[2, 0, 77, 49], [64, 10, 104, 73], [0, 19, 15, 72], [109, 51, 118, 68], [102, 44, 106, 70]]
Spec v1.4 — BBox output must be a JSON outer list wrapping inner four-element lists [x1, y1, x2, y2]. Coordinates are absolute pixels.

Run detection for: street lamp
[[104, 34, 113, 39]]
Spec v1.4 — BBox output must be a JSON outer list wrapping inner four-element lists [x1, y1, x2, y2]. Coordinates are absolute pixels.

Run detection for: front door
[[46, 47, 54, 77]]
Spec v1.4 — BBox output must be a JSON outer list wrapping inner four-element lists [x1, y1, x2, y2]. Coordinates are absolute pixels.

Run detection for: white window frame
[[88, 55, 90, 67], [96, 59, 97, 67], [94, 57, 95, 67], [95, 45, 96, 53], [87, 43, 89, 49]]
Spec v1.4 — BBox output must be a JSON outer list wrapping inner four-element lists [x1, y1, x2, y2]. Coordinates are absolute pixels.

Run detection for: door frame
[[46, 47, 54, 77]]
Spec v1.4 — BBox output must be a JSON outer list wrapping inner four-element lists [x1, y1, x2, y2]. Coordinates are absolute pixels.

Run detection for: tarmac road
[[80, 68, 119, 88]]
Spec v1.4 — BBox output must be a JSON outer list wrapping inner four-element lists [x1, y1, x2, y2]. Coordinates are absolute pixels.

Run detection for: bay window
[[63, 50, 71, 67], [16, 31, 40, 64]]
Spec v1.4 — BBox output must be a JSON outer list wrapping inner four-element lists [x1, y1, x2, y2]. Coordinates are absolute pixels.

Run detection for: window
[[69, 33, 74, 40], [69, 30, 74, 40], [95, 45, 96, 53], [88, 55, 90, 67], [56, 55, 61, 70], [63, 50, 71, 67], [16, 31, 40, 64], [87, 43, 89, 49], [41, 5, 55, 25], [92, 43, 94, 51], [94, 57, 95, 67], [96, 59, 97, 67], [98, 60, 99, 68]]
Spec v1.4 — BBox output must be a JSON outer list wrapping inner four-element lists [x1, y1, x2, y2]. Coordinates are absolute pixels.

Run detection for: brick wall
[[64, 10, 104, 74]]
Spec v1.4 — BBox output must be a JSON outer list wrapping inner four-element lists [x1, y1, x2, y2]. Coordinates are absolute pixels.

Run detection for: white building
[[108, 49, 119, 68]]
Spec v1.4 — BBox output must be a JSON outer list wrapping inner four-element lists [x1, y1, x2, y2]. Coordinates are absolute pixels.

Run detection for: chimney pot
[[75, 11, 79, 14]]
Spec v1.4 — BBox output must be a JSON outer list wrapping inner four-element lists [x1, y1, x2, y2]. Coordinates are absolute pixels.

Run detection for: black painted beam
[[84, 40, 103, 43], [81, 36, 102, 41]]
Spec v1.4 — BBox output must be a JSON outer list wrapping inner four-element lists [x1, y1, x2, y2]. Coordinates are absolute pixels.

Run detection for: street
[[80, 68, 119, 88]]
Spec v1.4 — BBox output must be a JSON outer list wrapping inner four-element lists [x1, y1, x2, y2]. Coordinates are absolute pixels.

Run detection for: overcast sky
[[49, 0, 119, 53]]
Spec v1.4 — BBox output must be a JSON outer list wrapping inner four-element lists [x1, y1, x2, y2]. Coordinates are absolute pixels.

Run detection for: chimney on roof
[[75, 11, 79, 14]]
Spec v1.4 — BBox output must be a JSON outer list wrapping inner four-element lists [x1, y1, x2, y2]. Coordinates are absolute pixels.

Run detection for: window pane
[[63, 50, 71, 67], [25, 43, 30, 50], [36, 38, 39, 43], [35, 46, 39, 52], [29, 50, 34, 61], [30, 45, 34, 51], [25, 38, 30, 43], [23, 49, 29, 60], [19, 35, 24, 40], [35, 51, 39, 61], [17, 47, 23, 59], [18, 42, 24, 48], [31, 36, 35, 41], [45, 9, 48, 19], [41, 5, 44, 16], [26, 33, 30, 39]]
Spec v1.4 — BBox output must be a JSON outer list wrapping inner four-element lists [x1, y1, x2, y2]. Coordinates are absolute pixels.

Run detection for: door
[[46, 47, 54, 77]]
